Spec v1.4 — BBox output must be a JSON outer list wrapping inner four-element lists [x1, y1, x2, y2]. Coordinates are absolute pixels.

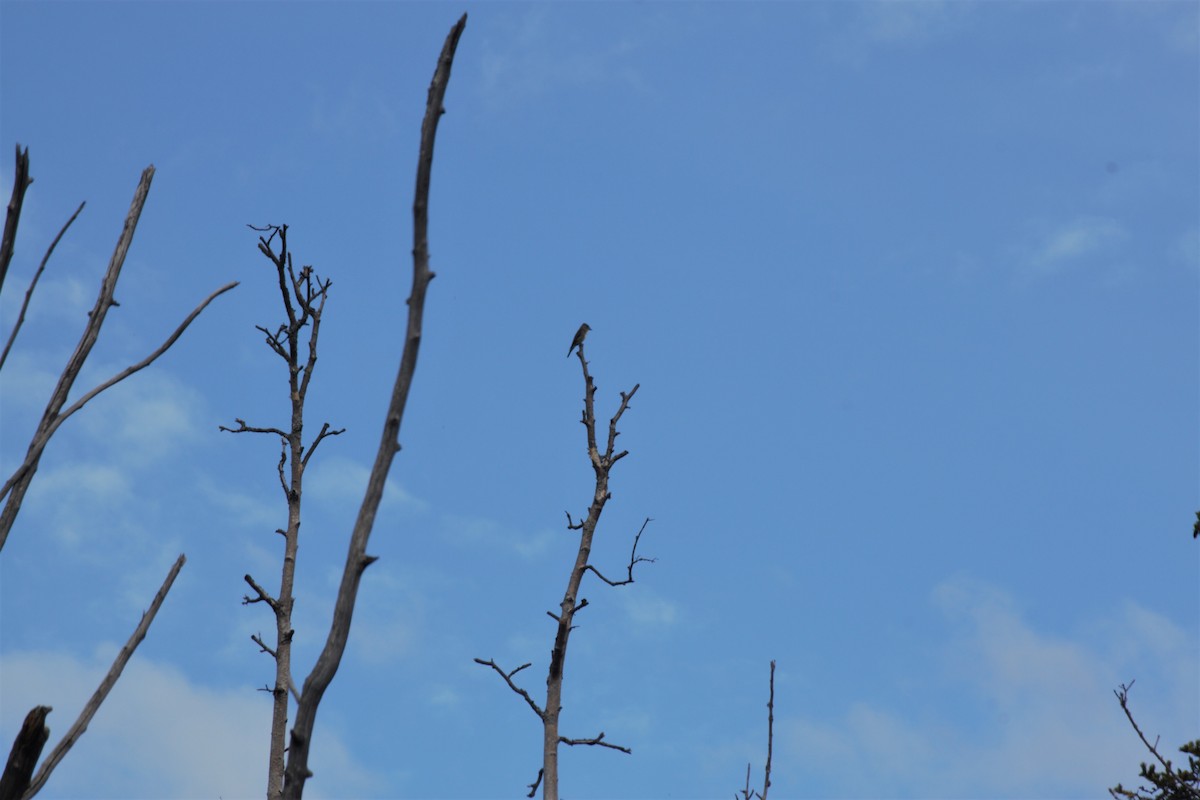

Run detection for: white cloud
[[621, 589, 678, 627], [75, 369, 206, 465], [427, 685, 462, 708], [440, 512, 557, 559], [199, 474, 284, 533], [0, 273, 92, 329], [1027, 216, 1126, 274], [0, 649, 381, 799], [779, 576, 1196, 797], [1032, 217, 1123, 267], [480, 7, 646, 110], [304, 454, 426, 514]]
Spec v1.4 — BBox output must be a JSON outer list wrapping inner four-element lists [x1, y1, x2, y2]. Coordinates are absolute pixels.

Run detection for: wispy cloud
[[439, 512, 556, 559], [779, 576, 1195, 796], [622, 589, 678, 627], [479, 7, 646, 111], [304, 454, 426, 513], [1027, 216, 1126, 274]]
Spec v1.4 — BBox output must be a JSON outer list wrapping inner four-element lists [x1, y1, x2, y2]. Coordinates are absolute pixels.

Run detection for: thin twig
[[1114, 681, 1172, 772], [474, 658, 544, 718], [762, 660, 775, 800], [559, 732, 631, 754], [585, 517, 655, 586], [0, 201, 86, 372]]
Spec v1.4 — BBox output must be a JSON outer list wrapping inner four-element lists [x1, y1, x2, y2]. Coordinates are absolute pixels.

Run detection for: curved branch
[[0, 200, 86, 373], [280, 15, 467, 799], [0, 278, 238, 550]]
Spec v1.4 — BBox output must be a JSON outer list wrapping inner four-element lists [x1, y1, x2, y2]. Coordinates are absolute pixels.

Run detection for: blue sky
[[1, 2, 1197, 798]]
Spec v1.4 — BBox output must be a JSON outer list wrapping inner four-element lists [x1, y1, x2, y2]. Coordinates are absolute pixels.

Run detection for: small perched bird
[[567, 323, 591, 357]]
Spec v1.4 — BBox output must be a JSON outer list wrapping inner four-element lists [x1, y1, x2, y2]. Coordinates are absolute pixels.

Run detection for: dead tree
[[221, 15, 466, 800], [221, 222, 342, 798], [737, 660, 776, 800], [476, 332, 652, 800], [0, 150, 238, 551], [0, 147, 234, 798]]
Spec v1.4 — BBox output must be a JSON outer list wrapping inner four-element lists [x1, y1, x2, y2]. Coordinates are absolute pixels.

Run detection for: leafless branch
[[738, 762, 753, 800], [279, 15, 466, 799], [0, 161, 236, 552], [243, 574, 278, 611], [1114, 681, 1171, 773], [474, 658, 544, 718], [0, 200, 85, 372], [737, 660, 776, 800], [21, 554, 186, 799], [42, 279, 239, 433], [301, 422, 345, 467], [0, 144, 33, 295], [559, 732, 631, 754], [585, 517, 655, 586], [762, 660, 775, 800], [251, 633, 277, 657], [526, 768, 544, 798], [217, 418, 289, 438]]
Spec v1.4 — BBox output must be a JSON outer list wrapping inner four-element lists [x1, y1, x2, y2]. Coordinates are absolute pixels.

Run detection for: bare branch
[[22, 554, 186, 799], [738, 762, 753, 800], [762, 660, 775, 800], [0, 144, 33, 295], [251, 633, 277, 658], [301, 422, 345, 468], [47, 280, 239, 434], [0, 200, 85, 372], [0, 165, 155, 550], [526, 768, 544, 798], [604, 384, 639, 464], [559, 732, 631, 755], [585, 517, 655, 586], [217, 418, 289, 438], [280, 16, 467, 799], [243, 574, 279, 612], [1114, 681, 1172, 773], [474, 658, 544, 718], [0, 277, 238, 549], [0, 167, 235, 552]]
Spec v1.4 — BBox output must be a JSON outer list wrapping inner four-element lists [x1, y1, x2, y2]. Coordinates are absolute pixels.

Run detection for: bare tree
[[0, 155, 238, 551], [221, 222, 341, 798], [221, 15, 466, 799], [476, 333, 652, 800], [737, 660, 776, 800], [0, 148, 235, 798]]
